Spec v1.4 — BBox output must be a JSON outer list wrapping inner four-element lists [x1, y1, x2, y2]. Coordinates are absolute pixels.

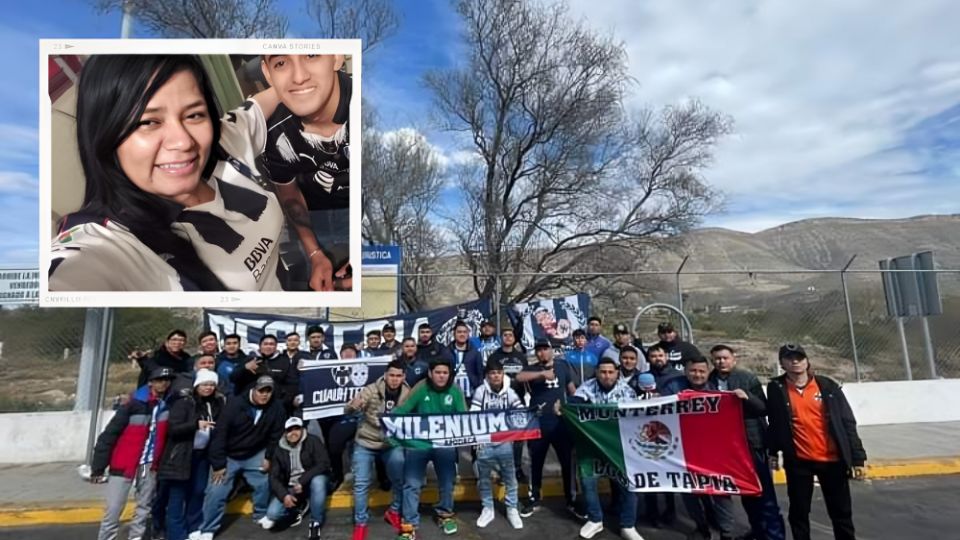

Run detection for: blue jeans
[[402, 447, 457, 527], [477, 444, 518, 510], [166, 452, 210, 540], [200, 450, 270, 534], [353, 445, 404, 525], [581, 475, 637, 528], [743, 448, 786, 540], [266, 475, 330, 525]]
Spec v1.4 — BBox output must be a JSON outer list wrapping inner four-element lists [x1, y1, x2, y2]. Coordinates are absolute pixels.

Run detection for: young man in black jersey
[[260, 54, 352, 292]]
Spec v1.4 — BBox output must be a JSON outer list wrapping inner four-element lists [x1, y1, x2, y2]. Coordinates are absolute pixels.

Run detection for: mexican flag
[[562, 391, 762, 495]]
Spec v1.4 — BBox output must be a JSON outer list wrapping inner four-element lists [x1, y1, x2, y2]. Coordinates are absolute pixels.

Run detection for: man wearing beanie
[[393, 356, 467, 538], [199, 375, 286, 539], [470, 358, 524, 530], [160, 369, 226, 540]]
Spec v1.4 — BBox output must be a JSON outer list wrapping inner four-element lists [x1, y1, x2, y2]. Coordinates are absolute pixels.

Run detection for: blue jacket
[[585, 334, 611, 358], [564, 349, 599, 386], [450, 342, 484, 394]]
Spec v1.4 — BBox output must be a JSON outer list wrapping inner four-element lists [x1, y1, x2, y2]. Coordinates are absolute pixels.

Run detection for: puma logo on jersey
[[244, 237, 274, 271]]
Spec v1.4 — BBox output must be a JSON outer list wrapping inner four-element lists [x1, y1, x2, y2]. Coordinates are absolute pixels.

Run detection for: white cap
[[193, 369, 219, 388], [285, 417, 304, 430]]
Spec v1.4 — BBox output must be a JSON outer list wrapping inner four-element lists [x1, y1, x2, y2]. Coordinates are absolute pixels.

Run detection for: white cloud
[[567, 0, 960, 227], [0, 123, 38, 166], [0, 171, 37, 193]]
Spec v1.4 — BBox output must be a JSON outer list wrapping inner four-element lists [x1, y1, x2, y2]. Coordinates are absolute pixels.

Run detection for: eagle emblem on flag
[[629, 421, 678, 460]]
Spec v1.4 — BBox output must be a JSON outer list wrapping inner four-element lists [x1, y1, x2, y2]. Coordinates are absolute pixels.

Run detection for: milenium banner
[[563, 391, 762, 495], [382, 409, 542, 449]]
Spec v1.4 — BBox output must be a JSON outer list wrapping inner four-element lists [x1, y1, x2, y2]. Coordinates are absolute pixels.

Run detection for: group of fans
[[91, 317, 866, 540]]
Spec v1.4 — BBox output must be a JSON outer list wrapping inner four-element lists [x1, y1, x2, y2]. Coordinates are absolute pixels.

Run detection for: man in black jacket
[[654, 322, 701, 372], [232, 334, 300, 416], [766, 344, 866, 540], [415, 323, 451, 364], [133, 330, 192, 387], [199, 375, 286, 539], [709, 345, 785, 540], [262, 417, 332, 540]]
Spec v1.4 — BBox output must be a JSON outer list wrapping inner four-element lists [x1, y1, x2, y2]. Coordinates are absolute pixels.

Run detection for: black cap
[[484, 357, 504, 373], [149, 367, 176, 381], [778, 344, 807, 360], [613, 323, 629, 334], [383, 322, 396, 332], [254, 375, 275, 390], [534, 339, 551, 350], [657, 322, 675, 334]]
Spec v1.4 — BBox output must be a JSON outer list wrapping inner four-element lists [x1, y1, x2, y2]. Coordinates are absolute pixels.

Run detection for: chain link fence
[[1, 269, 957, 412]]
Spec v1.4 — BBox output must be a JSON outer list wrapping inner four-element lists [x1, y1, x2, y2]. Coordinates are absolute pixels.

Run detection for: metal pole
[[120, 0, 134, 38], [495, 274, 503, 336], [80, 308, 114, 465], [920, 317, 938, 378], [839, 255, 861, 382], [895, 317, 912, 381], [675, 255, 689, 339]]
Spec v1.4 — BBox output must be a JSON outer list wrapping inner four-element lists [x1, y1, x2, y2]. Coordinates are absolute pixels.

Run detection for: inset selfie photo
[[40, 40, 360, 307]]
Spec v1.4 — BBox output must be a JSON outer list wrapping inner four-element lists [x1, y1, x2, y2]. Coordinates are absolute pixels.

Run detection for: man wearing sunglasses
[[766, 344, 867, 540], [199, 375, 286, 539]]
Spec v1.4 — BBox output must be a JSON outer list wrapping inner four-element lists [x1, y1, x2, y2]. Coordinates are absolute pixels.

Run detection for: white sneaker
[[476, 506, 495, 528], [187, 533, 201, 540], [257, 516, 275, 530], [620, 527, 644, 540], [506, 507, 523, 529], [197, 534, 213, 540], [579, 520, 604, 539]]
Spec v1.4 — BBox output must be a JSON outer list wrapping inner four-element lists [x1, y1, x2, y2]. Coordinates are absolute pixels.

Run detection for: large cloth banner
[[563, 391, 762, 495], [204, 299, 491, 353], [300, 355, 393, 420], [382, 409, 542, 449], [508, 293, 591, 352]]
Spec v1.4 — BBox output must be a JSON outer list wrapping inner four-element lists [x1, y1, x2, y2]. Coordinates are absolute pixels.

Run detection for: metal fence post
[[675, 256, 688, 317], [76, 308, 114, 465], [495, 274, 503, 335], [839, 256, 861, 382]]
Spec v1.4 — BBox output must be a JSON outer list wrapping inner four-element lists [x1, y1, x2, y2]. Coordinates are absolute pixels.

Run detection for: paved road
[[2, 475, 958, 539]]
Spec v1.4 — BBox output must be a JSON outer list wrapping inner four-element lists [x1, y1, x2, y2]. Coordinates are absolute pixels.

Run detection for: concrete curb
[[2, 457, 958, 527]]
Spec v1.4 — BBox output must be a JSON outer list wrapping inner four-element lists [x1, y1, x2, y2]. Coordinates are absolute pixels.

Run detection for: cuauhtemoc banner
[[382, 409, 542, 450], [301, 355, 393, 420], [563, 391, 762, 495]]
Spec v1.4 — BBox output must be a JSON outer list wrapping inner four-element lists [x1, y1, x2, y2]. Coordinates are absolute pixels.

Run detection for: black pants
[[785, 460, 855, 540], [528, 421, 574, 503]]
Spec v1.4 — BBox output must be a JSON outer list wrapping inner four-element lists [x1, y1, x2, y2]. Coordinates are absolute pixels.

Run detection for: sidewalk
[[1, 421, 958, 527]]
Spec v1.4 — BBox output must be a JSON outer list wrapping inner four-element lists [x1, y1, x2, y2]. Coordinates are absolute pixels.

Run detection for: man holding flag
[[568, 357, 645, 540], [393, 356, 468, 538]]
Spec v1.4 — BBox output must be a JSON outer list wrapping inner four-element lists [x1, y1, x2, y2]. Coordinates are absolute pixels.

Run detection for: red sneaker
[[352, 524, 368, 540], [384, 508, 402, 531]]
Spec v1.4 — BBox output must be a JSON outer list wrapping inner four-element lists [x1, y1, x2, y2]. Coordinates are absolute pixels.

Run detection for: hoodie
[[269, 433, 331, 500], [208, 389, 285, 470], [393, 367, 467, 416], [470, 378, 524, 449], [91, 385, 170, 478]]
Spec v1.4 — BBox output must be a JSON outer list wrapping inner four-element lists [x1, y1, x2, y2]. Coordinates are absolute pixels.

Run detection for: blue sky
[[2, 0, 959, 267]]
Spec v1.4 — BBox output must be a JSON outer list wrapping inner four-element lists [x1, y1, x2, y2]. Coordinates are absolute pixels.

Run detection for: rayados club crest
[[629, 421, 679, 460], [508, 410, 530, 428]]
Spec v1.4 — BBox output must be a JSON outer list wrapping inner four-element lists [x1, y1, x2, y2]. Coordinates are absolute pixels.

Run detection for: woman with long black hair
[[49, 55, 285, 291]]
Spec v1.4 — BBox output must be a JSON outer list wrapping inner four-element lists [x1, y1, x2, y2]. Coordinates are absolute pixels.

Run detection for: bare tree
[[94, 0, 288, 38], [362, 107, 447, 311], [306, 0, 399, 53], [426, 0, 731, 305]]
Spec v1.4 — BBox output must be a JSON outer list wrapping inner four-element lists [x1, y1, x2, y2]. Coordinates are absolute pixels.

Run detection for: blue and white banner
[[508, 293, 591, 352], [204, 299, 491, 354], [300, 355, 393, 419]]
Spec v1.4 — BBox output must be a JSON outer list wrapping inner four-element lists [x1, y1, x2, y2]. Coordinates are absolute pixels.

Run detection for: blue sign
[[362, 245, 401, 266]]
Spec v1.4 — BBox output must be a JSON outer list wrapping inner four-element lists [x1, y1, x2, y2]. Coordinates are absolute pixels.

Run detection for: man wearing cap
[[709, 345, 785, 540], [486, 327, 530, 484], [654, 322, 702, 372], [515, 339, 580, 519], [307, 325, 339, 361], [199, 375, 286, 539], [346, 359, 411, 539], [232, 335, 300, 417], [469, 320, 501, 364], [767, 345, 866, 540], [262, 417, 332, 540], [91, 367, 174, 540], [569, 357, 644, 540], [566, 328, 600, 386], [584, 316, 612, 358], [361, 329, 383, 357], [394, 356, 467, 538], [470, 357, 524, 530], [379, 323, 402, 357], [601, 323, 640, 367]]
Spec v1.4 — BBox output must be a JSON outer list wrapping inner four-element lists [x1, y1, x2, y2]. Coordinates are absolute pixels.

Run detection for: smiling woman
[[48, 55, 286, 292]]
